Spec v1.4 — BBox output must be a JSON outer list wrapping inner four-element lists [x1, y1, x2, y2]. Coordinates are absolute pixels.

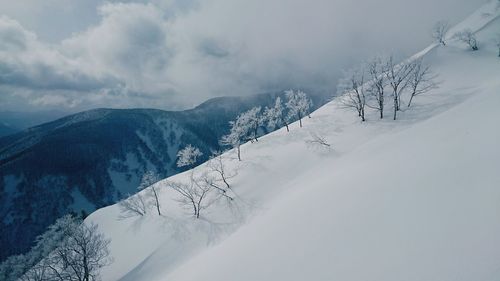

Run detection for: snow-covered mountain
[[0, 92, 326, 262], [77, 1, 500, 280]]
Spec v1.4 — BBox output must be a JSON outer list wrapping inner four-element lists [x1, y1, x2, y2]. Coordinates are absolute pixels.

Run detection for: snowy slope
[[87, 2, 500, 280]]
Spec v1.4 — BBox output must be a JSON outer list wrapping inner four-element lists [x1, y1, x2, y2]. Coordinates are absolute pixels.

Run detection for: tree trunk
[[379, 94, 384, 119], [152, 187, 161, 216], [237, 145, 241, 161], [393, 95, 398, 120], [222, 176, 230, 190], [408, 94, 415, 108], [285, 124, 289, 132], [83, 249, 89, 281], [192, 201, 198, 218]]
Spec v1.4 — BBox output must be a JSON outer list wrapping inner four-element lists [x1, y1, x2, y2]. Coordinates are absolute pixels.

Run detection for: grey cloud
[[0, 16, 117, 93], [0, 0, 487, 112], [199, 38, 231, 58], [61, 3, 174, 93]]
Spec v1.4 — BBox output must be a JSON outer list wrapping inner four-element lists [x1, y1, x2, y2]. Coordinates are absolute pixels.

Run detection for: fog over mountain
[[0, 0, 483, 112]]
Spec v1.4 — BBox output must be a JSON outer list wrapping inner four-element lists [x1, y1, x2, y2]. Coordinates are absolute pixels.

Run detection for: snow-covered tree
[[455, 29, 478, 51], [53, 219, 111, 281], [48, 217, 111, 281], [243, 107, 263, 142], [18, 215, 111, 281], [407, 59, 438, 108], [263, 97, 289, 132], [0, 254, 27, 281], [140, 171, 162, 216], [432, 21, 449, 46], [220, 111, 253, 161], [367, 57, 387, 119], [176, 144, 203, 168], [385, 56, 416, 120], [338, 67, 367, 121], [285, 90, 312, 127]]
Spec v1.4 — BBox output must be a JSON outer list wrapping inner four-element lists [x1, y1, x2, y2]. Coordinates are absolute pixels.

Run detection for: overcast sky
[[0, 0, 484, 112]]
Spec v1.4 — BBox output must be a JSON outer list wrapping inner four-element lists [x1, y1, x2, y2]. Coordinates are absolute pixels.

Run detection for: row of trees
[[7, 89, 314, 278], [342, 22, 497, 122], [0, 215, 111, 281], [165, 150, 237, 219], [339, 56, 437, 121], [119, 147, 237, 219], [119, 90, 314, 219], [432, 20, 500, 55], [221, 90, 313, 160]]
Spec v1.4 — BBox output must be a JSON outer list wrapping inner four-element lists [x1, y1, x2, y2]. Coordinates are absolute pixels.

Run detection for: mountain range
[[0, 92, 326, 261]]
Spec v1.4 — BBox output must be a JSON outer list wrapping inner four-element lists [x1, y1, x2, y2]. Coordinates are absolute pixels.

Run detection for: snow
[[85, 2, 500, 280]]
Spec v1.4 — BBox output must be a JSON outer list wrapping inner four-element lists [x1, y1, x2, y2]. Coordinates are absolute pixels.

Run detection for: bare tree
[[140, 171, 162, 216], [207, 152, 237, 192], [167, 173, 214, 219], [338, 66, 367, 121], [305, 132, 331, 150], [56, 221, 111, 281], [118, 193, 147, 218], [367, 57, 387, 119], [385, 56, 415, 120], [432, 21, 449, 46], [196, 171, 234, 202], [285, 90, 313, 127], [455, 29, 479, 51], [407, 59, 438, 107]]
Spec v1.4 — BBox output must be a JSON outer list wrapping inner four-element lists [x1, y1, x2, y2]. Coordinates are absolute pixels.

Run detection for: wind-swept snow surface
[[86, 2, 500, 280]]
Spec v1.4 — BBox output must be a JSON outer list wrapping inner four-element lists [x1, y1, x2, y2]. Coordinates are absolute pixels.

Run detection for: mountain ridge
[[0, 92, 326, 261]]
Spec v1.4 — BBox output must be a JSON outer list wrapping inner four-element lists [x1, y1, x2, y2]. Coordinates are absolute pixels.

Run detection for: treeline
[[338, 56, 438, 121], [118, 89, 315, 219]]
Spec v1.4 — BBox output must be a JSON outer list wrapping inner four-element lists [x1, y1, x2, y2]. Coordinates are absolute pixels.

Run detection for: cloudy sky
[[0, 0, 484, 112]]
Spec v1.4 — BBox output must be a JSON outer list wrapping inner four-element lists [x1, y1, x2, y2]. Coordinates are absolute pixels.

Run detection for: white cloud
[[62, 3, 173, 93], [0, 0, 485, 112]]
